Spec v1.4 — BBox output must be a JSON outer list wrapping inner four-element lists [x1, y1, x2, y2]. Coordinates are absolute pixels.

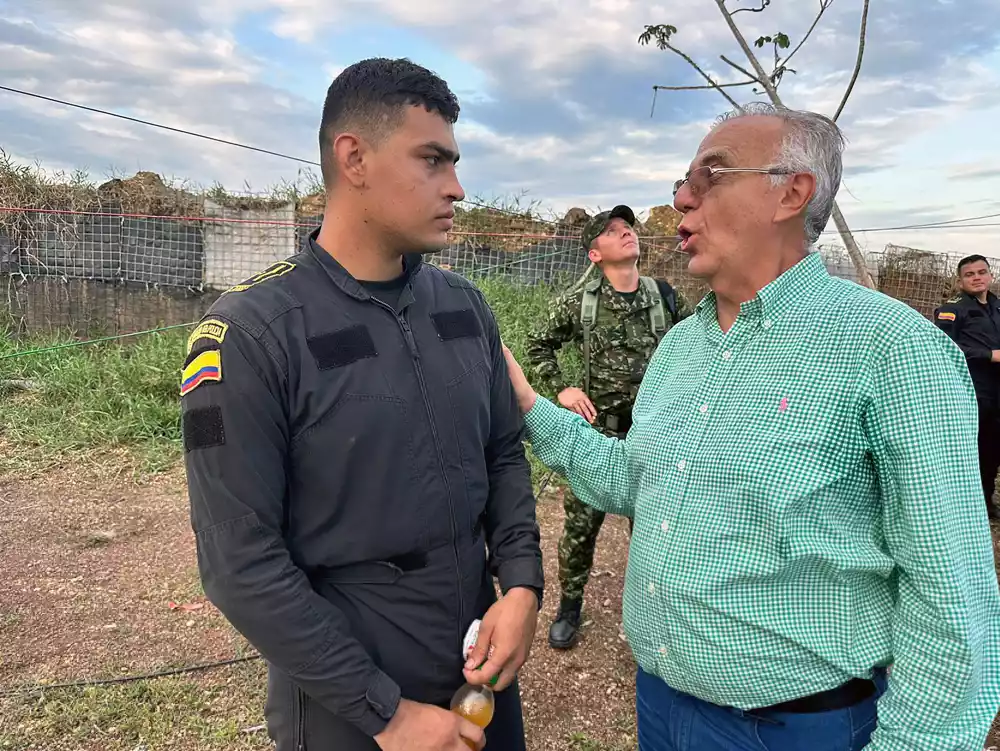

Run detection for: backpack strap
[[580, 277, 602, 394], [651, 277, 680, 326], [640, 276, 668, 337]]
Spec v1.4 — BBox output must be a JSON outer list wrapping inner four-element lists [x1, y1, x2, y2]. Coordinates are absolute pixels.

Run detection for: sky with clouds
[[2, 0, 999, 258]]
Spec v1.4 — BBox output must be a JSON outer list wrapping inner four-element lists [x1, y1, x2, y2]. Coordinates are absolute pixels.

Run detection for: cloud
[[1, 0, 999, 260], [0, 9, 321, 189], [951, 165, 1000, 181]]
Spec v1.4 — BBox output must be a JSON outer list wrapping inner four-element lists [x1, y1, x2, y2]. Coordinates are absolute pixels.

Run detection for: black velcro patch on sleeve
[[183, 343, 219, 369], [307, 325, 378, 370], [183, 406, 226, 452], [431, 309, 481, 340]]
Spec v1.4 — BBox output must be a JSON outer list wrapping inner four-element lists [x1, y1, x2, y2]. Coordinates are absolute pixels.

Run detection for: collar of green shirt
[[694, 250, 826, 330]]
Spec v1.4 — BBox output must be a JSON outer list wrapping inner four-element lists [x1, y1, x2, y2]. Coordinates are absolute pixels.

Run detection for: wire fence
[[0, 197, 996, 338]]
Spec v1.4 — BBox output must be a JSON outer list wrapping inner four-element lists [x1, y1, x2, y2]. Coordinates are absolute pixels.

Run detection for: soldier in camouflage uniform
[[525, 204, 690, 649]]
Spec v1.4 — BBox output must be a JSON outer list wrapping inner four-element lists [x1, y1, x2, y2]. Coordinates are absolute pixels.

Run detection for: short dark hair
[[319, 58, 460, 187], [957, 254, 990, 274]]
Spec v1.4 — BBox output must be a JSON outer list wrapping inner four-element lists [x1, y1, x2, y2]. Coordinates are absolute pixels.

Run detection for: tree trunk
[[830, 203, 875, 288]]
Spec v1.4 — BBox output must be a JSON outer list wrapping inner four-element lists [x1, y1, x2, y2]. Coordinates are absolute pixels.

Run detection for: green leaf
[[775, 32, 791, 48], [754, 35, 770, 48], [637, 23, 678, 50]]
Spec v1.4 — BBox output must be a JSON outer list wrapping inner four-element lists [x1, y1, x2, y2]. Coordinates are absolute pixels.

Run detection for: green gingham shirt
[[524, 252, 1000, 749]]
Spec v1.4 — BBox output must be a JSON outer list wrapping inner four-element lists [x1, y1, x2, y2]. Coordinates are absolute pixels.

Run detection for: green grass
[[0, 329, 188, 475], [0, 661, 269, 751], [474, 274, 583, 391], [0, 278, 578, 478]]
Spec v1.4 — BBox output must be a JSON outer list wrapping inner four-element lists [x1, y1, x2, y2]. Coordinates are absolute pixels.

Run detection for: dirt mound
[[643, 204, 682, 237], [96, 172, 200, 216], [298, 191, 326, 218], [561, 207, 590, 228]]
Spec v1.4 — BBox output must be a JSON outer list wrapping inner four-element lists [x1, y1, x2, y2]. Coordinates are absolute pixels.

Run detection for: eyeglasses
[[673, 165, 794, 198]]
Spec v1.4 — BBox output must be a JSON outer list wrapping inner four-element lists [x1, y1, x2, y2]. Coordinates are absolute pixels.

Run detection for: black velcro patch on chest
[[307, 325, 378, 370], [183, 406, 226, 452], [431, 309, 481, 340]]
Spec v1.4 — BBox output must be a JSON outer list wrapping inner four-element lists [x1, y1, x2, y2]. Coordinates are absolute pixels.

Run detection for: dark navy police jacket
[[935, 290, 1000, 405], [180, 230, 543, 737]]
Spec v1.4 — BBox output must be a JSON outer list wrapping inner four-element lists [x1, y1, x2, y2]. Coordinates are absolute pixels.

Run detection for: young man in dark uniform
[[935, 254, 1000, 518], [180, 58, 543, 751]]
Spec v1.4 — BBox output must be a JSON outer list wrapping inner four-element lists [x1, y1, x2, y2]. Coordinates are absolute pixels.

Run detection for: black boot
[[548, 597, 582, 650]]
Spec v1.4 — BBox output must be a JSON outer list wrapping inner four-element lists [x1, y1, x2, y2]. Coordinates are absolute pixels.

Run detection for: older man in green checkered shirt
[[498, 103, 1000, 750]]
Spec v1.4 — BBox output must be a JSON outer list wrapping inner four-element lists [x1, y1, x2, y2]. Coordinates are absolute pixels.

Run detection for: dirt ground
[[0, 463, 635, 750], [0, 462, 998, 750]]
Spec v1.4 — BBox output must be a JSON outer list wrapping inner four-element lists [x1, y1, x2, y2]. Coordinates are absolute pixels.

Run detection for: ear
[[588, 247, 601, 264], [774, 172, 816, 225], [332, 132, 368, 189]]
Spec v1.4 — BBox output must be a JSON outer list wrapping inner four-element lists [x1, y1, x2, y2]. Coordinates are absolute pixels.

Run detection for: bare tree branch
[[639, 24, 744, 112], [714, 1, 782, 100], [833, 0, 869, 121], [664, 44, 743, 109], [653, 81, 756, 92], [780, 0, 834, 70], [730, 0, 771, 14], [720, 55, 762, 85]]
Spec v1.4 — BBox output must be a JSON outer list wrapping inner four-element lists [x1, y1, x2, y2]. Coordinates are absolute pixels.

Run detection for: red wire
[[0, 206, 679, 242]]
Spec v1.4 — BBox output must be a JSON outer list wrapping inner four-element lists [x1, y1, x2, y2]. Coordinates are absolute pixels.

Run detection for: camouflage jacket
[[525, 275, 690, 415]]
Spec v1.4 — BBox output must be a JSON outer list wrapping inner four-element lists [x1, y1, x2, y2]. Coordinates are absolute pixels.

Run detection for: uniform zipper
[[296, 687, 306, 750], [371, 298, 466, 642]]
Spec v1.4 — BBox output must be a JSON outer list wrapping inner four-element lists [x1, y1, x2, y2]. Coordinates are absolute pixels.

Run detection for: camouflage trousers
[[557, 487, 607, 603], [557, 422, 633, 604]]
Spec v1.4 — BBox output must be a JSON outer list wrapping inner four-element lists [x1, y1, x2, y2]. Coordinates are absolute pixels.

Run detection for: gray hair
[[713, 102, 845, 248]]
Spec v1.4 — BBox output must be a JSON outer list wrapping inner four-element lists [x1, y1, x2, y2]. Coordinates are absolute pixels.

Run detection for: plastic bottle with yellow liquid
[[450, 619, 498, 748]]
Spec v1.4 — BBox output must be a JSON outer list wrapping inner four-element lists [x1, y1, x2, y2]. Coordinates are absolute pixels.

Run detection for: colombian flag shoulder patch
[[181, 349, 222, 396], [937, 311, 956, 322]]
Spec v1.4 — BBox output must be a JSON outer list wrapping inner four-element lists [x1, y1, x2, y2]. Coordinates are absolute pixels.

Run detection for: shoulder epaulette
[[222, 260, 297, 295]]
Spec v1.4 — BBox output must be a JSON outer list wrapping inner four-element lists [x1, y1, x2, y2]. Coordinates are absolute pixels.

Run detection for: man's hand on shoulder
[[557, 387, 597, 423], [374, 699, 484, 751], [992, 349, 1000, 363]]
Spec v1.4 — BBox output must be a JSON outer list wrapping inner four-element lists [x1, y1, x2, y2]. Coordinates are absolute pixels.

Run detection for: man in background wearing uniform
[[180, 58, 543, 751], [524, 205, 688, 650], [934, 254, 1000, 519]]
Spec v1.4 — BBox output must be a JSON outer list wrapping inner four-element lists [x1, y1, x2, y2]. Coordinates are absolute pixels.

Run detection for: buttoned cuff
[[497, 557, 544, 609], [356, 670, 401, 737]]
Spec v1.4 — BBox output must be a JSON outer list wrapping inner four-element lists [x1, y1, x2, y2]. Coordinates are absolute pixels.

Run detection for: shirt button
[[722, 350, 732, 360], [659, 646, 668, 655], [661, 519, 669, 534], [677, 459, 687, 471], [763, 319, 773, 329], [699, 403, 708, 414], [648, 582, 656, 595]]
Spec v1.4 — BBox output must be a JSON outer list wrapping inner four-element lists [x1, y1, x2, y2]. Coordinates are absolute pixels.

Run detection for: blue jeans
[[635, 667, 887, 751]]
